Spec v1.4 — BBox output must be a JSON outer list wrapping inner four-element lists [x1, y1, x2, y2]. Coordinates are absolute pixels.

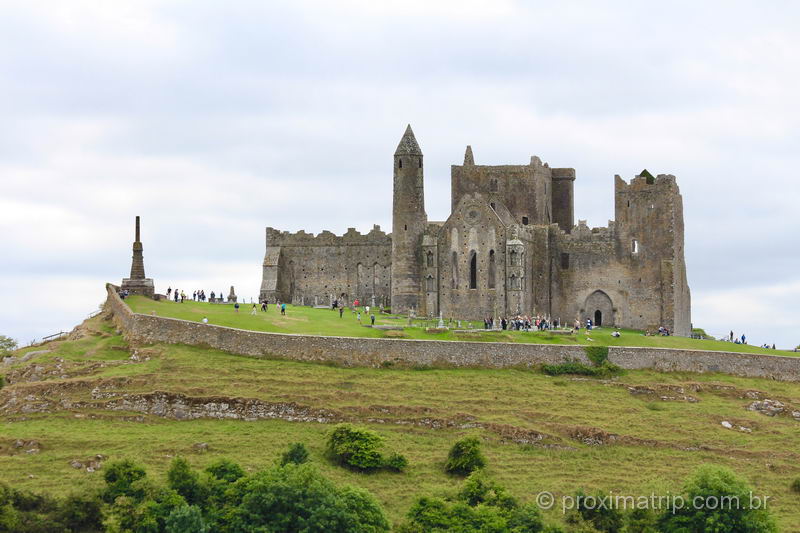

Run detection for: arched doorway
[[584, 290, 614, 327]]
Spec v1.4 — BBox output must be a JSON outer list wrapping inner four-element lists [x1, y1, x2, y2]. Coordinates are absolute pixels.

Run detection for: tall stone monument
[[120, 216, 155, 298]]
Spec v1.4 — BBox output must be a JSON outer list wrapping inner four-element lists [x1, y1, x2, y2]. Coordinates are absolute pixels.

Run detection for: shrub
[[384, 452, 409, 472], [584, 346, 609, 365], [165, 504, 208, 533], [573, 489, 624, 532], [458, 471, 516, 509], [58, 492, 104, 532], [205, 458, 245, 483], [227, 463, 389, 532], [102, 459, 147, 503], [280, 442, 310, 466], [790, 478, 800, 494], [167, 457, 205, 506], [326, 424, 386, 471], [445, 437, 486, 476], [542, 359, 623, 378], [658, 465, 777, 533]]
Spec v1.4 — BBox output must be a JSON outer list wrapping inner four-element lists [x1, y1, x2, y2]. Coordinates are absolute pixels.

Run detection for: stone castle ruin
[[260, 126, 691, 335]]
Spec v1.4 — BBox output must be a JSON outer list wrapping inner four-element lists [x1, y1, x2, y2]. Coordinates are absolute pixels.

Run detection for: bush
[[790, 478, 800, 494], [384, 452, 409, 472], [167, 457, 205, 506], [227, 463, 389, 532], [280, 442, 310, 466], [572, 489, 624, 532], [542, 359, 623, 378], [165, 504, 208, 533], [326, 424, 387, 471], [658, 465, 777, 533], [58, 492, 104, 532], [444, 437, 486, 476], [205, 458, 245, 483], [102, 459, 147, 503], [583, 346, 609, 365]]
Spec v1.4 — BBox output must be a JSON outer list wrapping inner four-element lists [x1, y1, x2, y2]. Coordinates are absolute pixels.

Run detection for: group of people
[[726, 331, 747, 345], [483, 315, 561, 331], [165, 287, 187, 303]]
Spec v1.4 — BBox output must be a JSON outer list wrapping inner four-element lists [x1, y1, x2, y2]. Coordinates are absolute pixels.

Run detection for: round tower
[[391, 124, 427, 314]]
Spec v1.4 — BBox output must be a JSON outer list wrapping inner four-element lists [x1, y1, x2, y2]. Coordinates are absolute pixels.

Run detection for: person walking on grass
[[234, 302, 240, 313], [261, 301, 267, 312], [339, 306, 344, 319], [281, 303, 286, 315], [357, 311, 361, 323], [167, 287, 172, 299], [370, 313, 375, 326], [251, 303, 257, 315]]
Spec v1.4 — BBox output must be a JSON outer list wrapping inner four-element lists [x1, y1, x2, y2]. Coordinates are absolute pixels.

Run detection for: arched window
[[469, 251, 477, 289], [510, 274, 519, 290], [510, 249, 518, 266], [451, 251, 458, 289], [426, 250, 434, 267], [398, 158, 402, 168], [426, 275, 435, 292], [488, 250, 496, 289]]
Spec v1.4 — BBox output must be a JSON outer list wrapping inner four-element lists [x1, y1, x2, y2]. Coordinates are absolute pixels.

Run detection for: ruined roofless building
[[120, 216, 155, 298], [260, 126, 691, 335]]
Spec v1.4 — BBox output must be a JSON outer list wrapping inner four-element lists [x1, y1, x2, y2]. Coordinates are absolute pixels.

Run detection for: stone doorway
[[584, 290, 614, 327]]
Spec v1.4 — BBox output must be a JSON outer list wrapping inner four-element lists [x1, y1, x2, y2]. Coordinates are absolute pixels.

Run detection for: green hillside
[[1, 313, 799, 530], [126, 295, 796, 356]]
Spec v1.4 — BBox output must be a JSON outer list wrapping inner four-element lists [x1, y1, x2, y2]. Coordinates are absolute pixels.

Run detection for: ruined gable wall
[[263, 226, 392, 306], [437, 196, 508, 320]]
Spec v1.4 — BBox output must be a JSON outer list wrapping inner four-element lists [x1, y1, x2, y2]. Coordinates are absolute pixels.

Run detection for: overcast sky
[[1, 0, 798, 349]]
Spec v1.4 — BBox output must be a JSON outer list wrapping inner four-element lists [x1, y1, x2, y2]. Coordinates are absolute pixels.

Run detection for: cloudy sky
[[1, 0, 798, 348]]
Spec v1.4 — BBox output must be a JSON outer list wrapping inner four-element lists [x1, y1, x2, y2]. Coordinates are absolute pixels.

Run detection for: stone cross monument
[[120, 216, 155, 298], [228, 286, 238, 303]]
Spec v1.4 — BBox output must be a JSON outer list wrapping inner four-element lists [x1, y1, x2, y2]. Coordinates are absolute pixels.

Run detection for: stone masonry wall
[[105, 284, 800, 382]]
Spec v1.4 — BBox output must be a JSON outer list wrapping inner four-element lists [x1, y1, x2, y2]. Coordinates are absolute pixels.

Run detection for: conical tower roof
[[394, 124, 422, 156]]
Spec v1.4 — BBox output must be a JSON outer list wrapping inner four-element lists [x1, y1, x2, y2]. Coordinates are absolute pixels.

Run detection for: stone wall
[[105, 284, 800, 382]]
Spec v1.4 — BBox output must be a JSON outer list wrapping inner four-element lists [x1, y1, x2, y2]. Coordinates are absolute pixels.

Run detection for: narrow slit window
[[632, 239, 639, 254], [469, 251, 477, 289], [488, 250, 496, 289]]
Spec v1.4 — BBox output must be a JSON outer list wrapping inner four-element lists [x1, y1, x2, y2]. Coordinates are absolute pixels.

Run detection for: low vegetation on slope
[[126, 295, 797, 356], [1, 313, 799, 530]]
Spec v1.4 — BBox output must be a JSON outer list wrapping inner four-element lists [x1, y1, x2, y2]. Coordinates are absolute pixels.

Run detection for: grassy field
[[127, 295, 798, 356], [1, 314, 800, 530]]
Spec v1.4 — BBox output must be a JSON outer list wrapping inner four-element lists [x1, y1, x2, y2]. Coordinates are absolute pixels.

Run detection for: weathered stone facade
[[261, 127, 691, 335]]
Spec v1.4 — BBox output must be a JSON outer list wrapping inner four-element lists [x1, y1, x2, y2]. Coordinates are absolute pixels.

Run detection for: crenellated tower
[[391, 125, 427, 314]]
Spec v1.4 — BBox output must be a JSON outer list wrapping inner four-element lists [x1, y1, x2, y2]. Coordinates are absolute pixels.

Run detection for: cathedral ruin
[[260, 126, 691, 335]]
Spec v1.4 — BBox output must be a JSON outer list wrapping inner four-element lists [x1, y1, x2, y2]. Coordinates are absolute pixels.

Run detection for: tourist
[[357, 311, 361, 323], [261, 301, 267, 312], [339, 307, 344, 318], [365, 305, 370, 316], [210, 291, 216, 301], [167, 287, 172, 299], [234, 302, 240, 313], [612, 330, 621, 338], [202, 316, 208, 324], [180, 290, 186, 303], [251, 303, 257, 315], [741, 334, 747, 344], [281, 303, 286, 315], [174, 290, 179, 303], [371, 313, 375, 325]]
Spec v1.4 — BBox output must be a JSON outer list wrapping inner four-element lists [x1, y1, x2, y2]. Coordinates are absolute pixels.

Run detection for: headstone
[[437, 312, 446, 329]]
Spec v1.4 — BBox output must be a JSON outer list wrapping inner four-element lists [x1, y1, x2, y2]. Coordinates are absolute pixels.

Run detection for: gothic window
[[451, 251, 458, 289], [469, 251, 477, 289], [488, 250, 496, 289], [426, 250, 434, 267], [510, 249, 519, 266], [510, 274, 519, 290], [426, 275, 435, 292], [490, 179, 498, 192]]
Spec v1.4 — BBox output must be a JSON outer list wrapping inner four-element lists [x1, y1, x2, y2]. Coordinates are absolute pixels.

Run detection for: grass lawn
[[1, 315, 800, 529], [126, 295, 798, 357]]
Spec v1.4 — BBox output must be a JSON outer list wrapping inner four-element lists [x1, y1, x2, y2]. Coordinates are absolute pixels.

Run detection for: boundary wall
[[105, 284, 800, 382]]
